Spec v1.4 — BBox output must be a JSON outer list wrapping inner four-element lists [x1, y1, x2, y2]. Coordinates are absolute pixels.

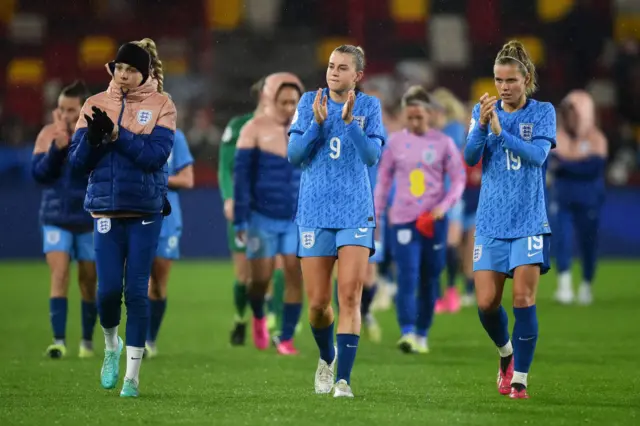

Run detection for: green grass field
[[0, 260, 638, 425]]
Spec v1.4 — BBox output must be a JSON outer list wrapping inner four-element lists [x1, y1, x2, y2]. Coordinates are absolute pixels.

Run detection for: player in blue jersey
[[234, 72, 304, 355], [550, 90, 607, 306], [464, 40, 556, 400], [432, 88, 469, 313], [32, 81, 97, 359], [144, 128, 194, 358], [288, 45, 385, 398]]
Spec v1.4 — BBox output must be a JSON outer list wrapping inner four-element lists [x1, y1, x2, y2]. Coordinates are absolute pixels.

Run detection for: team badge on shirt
[[353, 116, 366, 129], [221, 126, 232, 143], [422, 148, 436, 165], [519, 123, 534, 141], [137, 110, 153, 125], [301, 231, 315, 249]]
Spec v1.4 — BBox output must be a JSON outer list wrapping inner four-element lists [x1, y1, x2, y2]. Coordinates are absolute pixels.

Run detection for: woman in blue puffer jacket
[[69, 38, 175, 399]]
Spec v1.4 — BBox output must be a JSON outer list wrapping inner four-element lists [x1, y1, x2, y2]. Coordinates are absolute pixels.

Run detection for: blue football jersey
[[471, 99, 556, 239], [289, 89, 386, 229], [162, 129, 194, 236]]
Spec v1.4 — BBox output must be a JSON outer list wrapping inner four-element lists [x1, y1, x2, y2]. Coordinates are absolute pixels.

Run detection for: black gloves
[[84, 106, 115, 146]]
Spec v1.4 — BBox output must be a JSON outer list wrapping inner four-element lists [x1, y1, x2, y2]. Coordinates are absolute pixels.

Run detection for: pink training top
[[374, 128, 466, 225]]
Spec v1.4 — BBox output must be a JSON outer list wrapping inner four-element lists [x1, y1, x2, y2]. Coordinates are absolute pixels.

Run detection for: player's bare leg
[[302, 256, 336, 394], [230, 252, 250, 345], [510, 265, 541, 399], [248, 257, 275, 350], [333, 246, 369, 397], [45, 252, 71, 358], [362, 263, 381, 343], [145, 258, 172, 358], [275, 255, 303, 354], [475, 270, 514, 396], [77, 260, 97, 358]]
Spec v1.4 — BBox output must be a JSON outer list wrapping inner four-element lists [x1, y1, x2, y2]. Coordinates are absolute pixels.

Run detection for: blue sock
[[50, 297, 68, 342], [512, 305, 538, 373], [446, 246, 458, 288], [333, 278, 339, 312], [249, 294, 265, 319], [416, 276, 439, 338], [336, 334, 359, 385], [465, 277, 475, 295], [147, 298, 167, 343], [280, 303, 302, 341], [311, 322, 335, 364], [478, 305, 510, 348], [360, 284, 377, 317], [81, 300, 97, 342]]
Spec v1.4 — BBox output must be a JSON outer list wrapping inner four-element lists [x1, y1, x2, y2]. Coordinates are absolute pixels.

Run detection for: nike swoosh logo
[[142, 220, 154, 225], [346, 344, 358, 348], [354, 234, 366, 238], [527, 251, 541, 257], [518, 336, 535, 341], [130, 357, 141, 360], [433, 244, 444, 250]]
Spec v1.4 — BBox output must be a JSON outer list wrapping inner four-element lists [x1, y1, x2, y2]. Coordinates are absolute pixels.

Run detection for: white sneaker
[[577, 283, 593, 306], [554, 272, 574, 304], [333, 379, 354, 398], [314, 346, 337, 394]]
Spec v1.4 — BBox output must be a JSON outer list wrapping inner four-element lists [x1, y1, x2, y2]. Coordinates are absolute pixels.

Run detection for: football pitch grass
[[0, 260, 638, 425]]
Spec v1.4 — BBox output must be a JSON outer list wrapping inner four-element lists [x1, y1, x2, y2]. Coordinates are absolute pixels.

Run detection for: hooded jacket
[[552, 90, 608, 206], [233, 72, 304, 228], [69, 69, 177, 216]]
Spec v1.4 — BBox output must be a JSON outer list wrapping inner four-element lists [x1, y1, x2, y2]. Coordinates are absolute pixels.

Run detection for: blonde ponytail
[[134, 38, 164, 93], [495, 40, 538, 96]]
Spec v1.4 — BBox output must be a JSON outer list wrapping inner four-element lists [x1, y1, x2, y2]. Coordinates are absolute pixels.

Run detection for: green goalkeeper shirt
[[218, 112, 254, 201]]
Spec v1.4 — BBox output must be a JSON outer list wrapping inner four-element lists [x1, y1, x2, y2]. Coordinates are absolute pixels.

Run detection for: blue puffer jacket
[[68, 77, 177, 215], [31, 128, 93, 230]]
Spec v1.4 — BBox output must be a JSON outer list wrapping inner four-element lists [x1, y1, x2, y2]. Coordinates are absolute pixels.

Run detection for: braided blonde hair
[[134, 38, 164, 93]]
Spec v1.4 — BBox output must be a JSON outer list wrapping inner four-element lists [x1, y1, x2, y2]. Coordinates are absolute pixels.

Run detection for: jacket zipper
[[112, 91, 127, 211]]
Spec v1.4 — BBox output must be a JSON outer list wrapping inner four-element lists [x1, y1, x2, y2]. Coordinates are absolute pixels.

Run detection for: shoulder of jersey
[[356, 92, 378, 106]]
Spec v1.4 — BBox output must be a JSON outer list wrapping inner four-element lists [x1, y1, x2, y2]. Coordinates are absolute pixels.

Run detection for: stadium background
[[1, 1, 639, 425], [0, 0, 639, 259]]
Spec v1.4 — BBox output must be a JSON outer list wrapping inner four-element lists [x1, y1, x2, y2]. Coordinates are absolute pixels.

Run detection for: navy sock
[[512, 305, 539, 373], [50, 297, 68, 342], [81, 300, 97, 342], [333, 278, 339, 312], [360, 283, 377, 317], [280, 303, 302, 341], [478, 305, 510, 348], [446, 246, 459, 288], [465, 277, 475, 295], [249, 294, 265, 320], [336, 334, 359, 385], [311, 322, 335, 364], [147, 298, 167, 343]]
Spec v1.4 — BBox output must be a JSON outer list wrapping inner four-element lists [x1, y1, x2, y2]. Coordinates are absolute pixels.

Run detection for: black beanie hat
[[108, 43, 150, 84]]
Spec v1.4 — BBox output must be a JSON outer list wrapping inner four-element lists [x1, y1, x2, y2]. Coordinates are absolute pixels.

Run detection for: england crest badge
[[519, 123, 533, 141]]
